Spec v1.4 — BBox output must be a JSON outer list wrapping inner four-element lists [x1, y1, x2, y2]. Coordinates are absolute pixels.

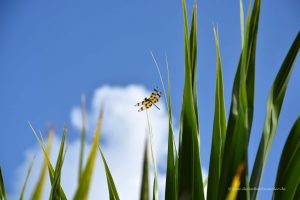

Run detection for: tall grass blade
[[207, 27, 227, 200], [49, 129, 67, 200], [145, 111, 158, 200], [273, 116, 300, 199], [19, 156, 35, 200], [74, 110, 103, 200], [0, 166, 6, 200], [31, 129, 54, 200], [79, 94, 86, 182], [140, 140, 149, 200], [218, 0, 261, 199], [164, 55, 178, 200], [250, 31, 300, 200], [98, 146, 120, 200], [178, 1, 205, 199], [29, 124, 67, 200]]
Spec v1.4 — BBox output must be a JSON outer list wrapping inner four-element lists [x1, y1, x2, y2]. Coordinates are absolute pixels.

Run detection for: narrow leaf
[[74, 110, 103, 200], [31, 129, 54, 200], [140, 140, 149, 200], [19, 156, 35, 200], [0, 166, 7, 200], [99, 146, 120, 200], [250, 31, 300, 199], [178, 1, 204, 199], [273, 116, 300, 199], [49, 129, 67, 200], [29, 124, 67, 200], [218, 0, 261, 199], [207, 27, 227, 200]]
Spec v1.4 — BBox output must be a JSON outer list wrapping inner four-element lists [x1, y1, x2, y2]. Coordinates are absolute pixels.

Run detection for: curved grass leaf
[[140, 140, 149, 200], [49, 129, 67, 200], [31, 128, 54, 200], [273, 116, 300, 199], [74, 110, 103, 200], [98, 146, 120, 200], [250, 31, 300, 200], [0, 166, 6, 200], [218, 0, 261, 199], [207, 27, 227, 200], [29, 124, 67, 200], [178, 1, 204, 199], [19, 156, 35, 200]]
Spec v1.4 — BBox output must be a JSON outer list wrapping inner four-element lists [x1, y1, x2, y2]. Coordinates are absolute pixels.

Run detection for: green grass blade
[[164, 55, 178, 200], [19, 156, 35, 200], [250, 31, 300, 200], [272, 116, 300, 199], [207, 27, 227, 200], [98, 146, 120, 200], [140, 141, 149, 200], [145, 111, 158, 200], [31, 129, 54, 200], [218, 0, 261, 199], [74, 110, 103, 200], [49, 129, 67, 200], [29, 124, 67, 200], [79, 94, 86, 182], [178, 1, 204, 199], [0, 166, 7, 200]]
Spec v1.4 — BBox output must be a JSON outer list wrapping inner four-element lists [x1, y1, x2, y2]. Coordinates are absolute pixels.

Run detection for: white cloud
[[13, 84, 207, 200]]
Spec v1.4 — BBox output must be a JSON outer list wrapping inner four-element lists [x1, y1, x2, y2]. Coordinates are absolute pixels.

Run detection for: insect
[[135, 87, 162, 112]]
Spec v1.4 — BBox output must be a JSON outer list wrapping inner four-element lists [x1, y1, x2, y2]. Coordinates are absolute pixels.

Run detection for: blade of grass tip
[[218, 0, 261, 199], [145, 110, 158, 200], [0, 166, 7, 200], [178, 1, 204, 199], [225, 162, 245, 200], [240, 0, 245, 48], [98, 145, 120, 200], [250, 31, 300, 200], [30, 127, 54, 200], [74, 109, 103, 200], [29, 123, 67, 200], [19, 156, 35, 200], [207, 26, 227, 200], [273, 116, 300, 200], [140, 140, 149, 200], [79, 94, 86, 182], [49, 128, 67, 200]]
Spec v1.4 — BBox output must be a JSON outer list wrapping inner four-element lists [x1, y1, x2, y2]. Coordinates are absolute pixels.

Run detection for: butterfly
[[135, 87, 162, 112]]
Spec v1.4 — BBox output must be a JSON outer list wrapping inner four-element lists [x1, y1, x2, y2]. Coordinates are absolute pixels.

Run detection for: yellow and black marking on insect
[[135, 87, 162, 112]]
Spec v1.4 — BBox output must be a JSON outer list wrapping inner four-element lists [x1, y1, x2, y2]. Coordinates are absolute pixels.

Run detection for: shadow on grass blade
[[0, 166, 7, 200]]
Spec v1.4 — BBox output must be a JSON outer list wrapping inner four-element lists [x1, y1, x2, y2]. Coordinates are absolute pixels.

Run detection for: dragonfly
[[135, 87, 162, 112]]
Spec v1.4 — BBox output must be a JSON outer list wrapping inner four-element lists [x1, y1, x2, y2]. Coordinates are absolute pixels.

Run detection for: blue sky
[[0, 0, 299, 199]]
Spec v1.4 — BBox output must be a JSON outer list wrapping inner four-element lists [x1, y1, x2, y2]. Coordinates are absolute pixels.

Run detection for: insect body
[[135, 87, 162, 112]]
